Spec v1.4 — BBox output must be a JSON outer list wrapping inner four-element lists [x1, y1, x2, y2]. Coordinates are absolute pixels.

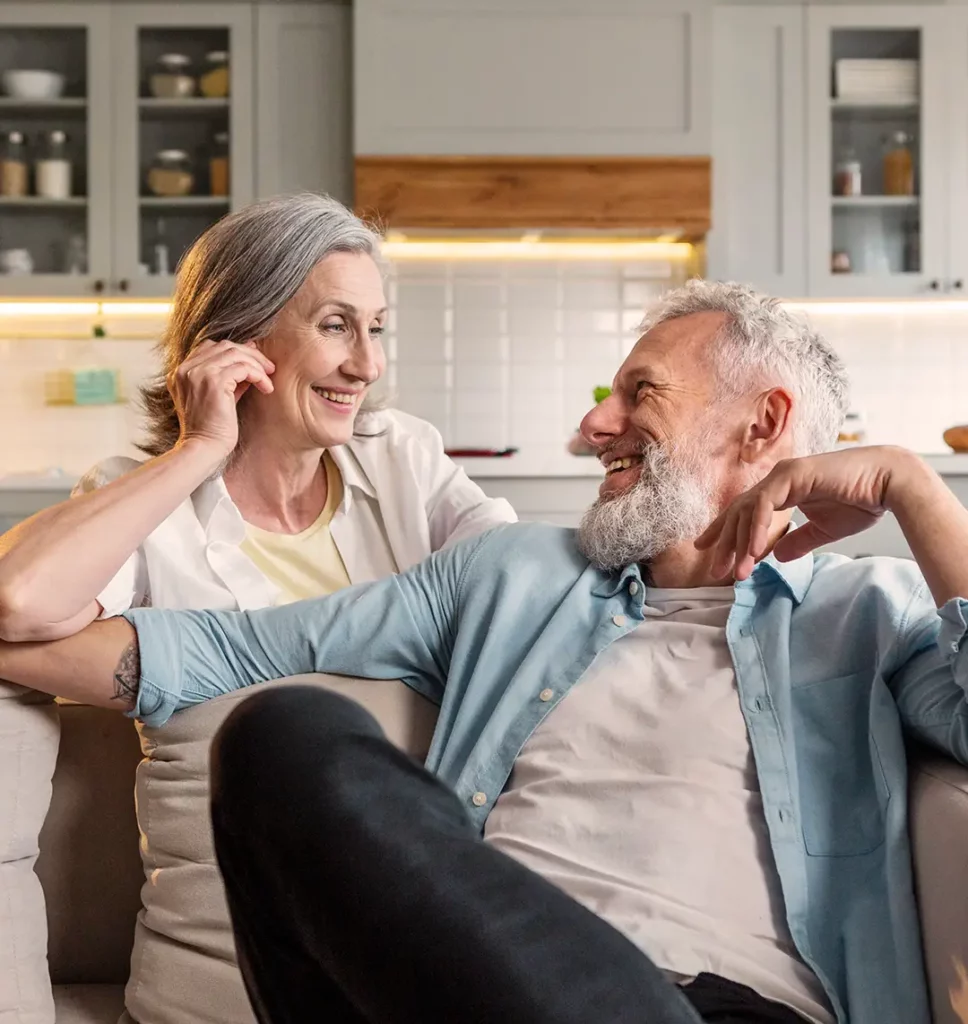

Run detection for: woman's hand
[[694, 446, 919, 580], [170, 339, 275, 457]]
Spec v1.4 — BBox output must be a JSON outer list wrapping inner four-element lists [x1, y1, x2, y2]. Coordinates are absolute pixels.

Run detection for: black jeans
[[210, 686, 808, 1024]]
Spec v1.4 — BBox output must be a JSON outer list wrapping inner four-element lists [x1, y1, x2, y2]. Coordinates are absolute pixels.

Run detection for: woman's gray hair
[[138, 192, 385, 456], [638, 280, 850, 456]]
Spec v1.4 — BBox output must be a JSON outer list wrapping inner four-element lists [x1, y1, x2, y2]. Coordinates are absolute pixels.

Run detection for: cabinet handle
[[929, 279, 941, 291], [118, 279, 129, 293], [954, 280, 965, 291], [93, 279, 105, 294]]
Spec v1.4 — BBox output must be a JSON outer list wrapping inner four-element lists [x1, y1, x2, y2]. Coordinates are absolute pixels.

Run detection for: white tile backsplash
[[2, 269, 968, 478]]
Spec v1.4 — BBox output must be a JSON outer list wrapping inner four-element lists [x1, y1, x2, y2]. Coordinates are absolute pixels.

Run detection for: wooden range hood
[[355, 156, 711, 239]]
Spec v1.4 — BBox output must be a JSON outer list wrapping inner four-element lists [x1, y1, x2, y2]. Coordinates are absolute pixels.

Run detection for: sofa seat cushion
[[125, 675, 437, 1024], [53, 984, 124, 1024], [0, 682, 59, 1024]]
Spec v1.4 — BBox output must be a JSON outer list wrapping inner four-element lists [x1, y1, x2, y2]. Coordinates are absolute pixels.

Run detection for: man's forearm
[[888, 450, 968, 606], [0, 617, 139, 711]]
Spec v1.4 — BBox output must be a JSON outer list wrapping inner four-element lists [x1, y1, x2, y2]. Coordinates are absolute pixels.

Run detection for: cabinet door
[[255, 3, 351, 205], [0, 3, 112, 297], [946, 8, 968, 296], [354, 0, 711, 157], [707, 5, 806, 297], [806, 5, 948, 298], [111, 3, 254, 298]]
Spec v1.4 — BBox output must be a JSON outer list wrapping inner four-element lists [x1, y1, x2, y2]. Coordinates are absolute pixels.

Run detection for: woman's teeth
[[606, 456, 639, 475], [313, 388, 356, 405]]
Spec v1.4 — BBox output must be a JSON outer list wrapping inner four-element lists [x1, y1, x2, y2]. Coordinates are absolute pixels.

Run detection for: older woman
[[0, 193, 515, 637]]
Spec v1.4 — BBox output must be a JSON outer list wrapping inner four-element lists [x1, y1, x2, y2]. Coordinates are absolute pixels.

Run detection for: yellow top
[[239, 452, 351, 604]]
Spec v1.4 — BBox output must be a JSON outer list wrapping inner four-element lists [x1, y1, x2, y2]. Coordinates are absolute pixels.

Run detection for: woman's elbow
[[0, 584, 64, 642]]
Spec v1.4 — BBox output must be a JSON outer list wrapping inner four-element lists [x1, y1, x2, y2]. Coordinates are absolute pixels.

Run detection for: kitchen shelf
[[831, 195, 920, 208], [138, 98, 229, 118], [139, 196, 230, 209], [0, 196, 87, 208], [831, 98, 919, 117], [0, 98, 87, 113]]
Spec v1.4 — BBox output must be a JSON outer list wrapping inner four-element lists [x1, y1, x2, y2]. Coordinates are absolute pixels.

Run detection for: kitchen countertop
[[3, 452, 968, 490]]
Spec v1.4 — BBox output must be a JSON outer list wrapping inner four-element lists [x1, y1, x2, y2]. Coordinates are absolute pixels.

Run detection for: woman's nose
[[346, 335, 383, 384]]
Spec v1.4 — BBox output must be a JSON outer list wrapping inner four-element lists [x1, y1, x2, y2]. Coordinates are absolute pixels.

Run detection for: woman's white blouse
[[73, 410, 517, 615]]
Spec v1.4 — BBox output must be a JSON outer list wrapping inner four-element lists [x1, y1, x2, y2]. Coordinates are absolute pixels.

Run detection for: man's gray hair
[[638, 280, 850, 456], [139, 192, 384, 456]]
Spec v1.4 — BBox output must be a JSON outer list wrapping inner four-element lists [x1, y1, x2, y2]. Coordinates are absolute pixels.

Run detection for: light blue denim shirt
[[125, 522, 968, 1024]]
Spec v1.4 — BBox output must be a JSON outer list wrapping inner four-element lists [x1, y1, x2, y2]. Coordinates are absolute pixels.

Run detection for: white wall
[[0, 277, 966, 477]]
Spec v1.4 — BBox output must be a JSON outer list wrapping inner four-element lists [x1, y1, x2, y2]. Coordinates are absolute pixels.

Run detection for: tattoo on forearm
[[112, 640, 141, 706]]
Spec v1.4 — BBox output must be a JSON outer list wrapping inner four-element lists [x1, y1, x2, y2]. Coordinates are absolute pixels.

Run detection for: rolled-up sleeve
[[123, 531, 491, 728], [889, 586, 968, 763]]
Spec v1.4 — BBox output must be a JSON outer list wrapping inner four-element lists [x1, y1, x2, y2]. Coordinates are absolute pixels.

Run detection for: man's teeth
[[606, 456, 639, 474], [314, 388, 356, 405]]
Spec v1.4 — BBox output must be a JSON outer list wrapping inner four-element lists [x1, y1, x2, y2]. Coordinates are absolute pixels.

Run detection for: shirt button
[[753, 697, 764, 712], [628, 580, 640, 597], [539, 688, 554, 702], [951, 641, 960, 653], [612, 614, 627, 627], [471, 791, 487, 807]]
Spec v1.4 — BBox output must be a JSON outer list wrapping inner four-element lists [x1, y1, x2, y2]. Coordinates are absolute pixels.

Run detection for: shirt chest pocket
[[792, 673, 891, 858]]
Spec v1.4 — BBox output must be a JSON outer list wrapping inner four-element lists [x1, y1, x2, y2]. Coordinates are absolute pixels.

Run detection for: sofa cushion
[[36, 706, 144, 987], [0, 682, 59, 1024], [52, 984, 124, 1024], [125, 675, 437, 1024]]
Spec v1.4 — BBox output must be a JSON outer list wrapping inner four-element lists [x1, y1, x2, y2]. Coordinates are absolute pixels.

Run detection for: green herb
[[593, 386, 611, 404]]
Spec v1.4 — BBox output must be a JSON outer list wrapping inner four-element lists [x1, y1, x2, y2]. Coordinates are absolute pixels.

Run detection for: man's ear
[[739, 387, 794, 465]]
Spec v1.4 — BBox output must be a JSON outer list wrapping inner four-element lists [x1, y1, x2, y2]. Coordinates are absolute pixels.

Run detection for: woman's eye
[[320, 321, 346, 333], [370, 325, 386, 337]]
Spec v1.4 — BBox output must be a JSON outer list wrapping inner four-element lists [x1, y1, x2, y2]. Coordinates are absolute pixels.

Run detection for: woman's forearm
[[0, 439, 223, 640]]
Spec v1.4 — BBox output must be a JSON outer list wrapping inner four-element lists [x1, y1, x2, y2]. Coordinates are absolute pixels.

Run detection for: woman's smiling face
[[247, 251, 388, 451]]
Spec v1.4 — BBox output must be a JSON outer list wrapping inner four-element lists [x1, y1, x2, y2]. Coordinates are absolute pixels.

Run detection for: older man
[[7, 282, 968, 1024]]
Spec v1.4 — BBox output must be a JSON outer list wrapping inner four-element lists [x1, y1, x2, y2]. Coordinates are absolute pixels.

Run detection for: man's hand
[[695, 446, 926, 581]]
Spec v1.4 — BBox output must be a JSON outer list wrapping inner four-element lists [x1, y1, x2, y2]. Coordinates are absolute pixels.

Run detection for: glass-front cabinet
[[807, 7, 949, 297], [0, 3, 252, 297]]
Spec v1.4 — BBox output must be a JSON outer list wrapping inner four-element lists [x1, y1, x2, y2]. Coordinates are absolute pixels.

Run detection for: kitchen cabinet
[[806, 5, 949, 298], [254, 3, 351, 205], [0, 2, 253, 298], [945, 6, 968, 295], [707, 5, 807, 297], [354, 0, 712, 157]]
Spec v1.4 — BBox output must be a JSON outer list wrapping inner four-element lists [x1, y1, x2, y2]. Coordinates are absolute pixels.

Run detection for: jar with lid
[[149, 54, 195, 99], [147, 149, 194, 197], [834, 148, 862, 197], [35, 130, 71, 199], [838, 410, 868, 446], [199, 50, 229, 98], [882, 131, 915, 196], [209, 131, 229, 196], [0, 130, 28, 197]]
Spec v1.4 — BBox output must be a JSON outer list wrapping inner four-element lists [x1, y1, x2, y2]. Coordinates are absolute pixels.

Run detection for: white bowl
[[2, 70, 66, 101]]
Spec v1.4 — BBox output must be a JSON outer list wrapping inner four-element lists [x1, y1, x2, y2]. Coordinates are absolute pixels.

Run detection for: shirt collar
[[191, 444, 378, 539], [588, 547, 814, 605], [329, 442, 378, 502]]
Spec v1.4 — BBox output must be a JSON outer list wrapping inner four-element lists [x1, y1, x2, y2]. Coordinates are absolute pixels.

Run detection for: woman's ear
[[739, 387, 794, 465]]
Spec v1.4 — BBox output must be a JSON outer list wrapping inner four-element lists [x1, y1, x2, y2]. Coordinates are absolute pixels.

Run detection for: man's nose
[[579, 393, 625, 449]]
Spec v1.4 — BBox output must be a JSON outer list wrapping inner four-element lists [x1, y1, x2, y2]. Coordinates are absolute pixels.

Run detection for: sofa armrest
[[910, 750, 968, 1024]]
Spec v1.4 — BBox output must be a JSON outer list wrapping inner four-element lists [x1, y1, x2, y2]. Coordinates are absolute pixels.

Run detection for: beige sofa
[[14, 691, 968, 1024]]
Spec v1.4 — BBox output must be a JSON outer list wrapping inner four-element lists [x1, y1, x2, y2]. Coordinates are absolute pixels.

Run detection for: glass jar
[[199, 50, 229, 99], [0, 130, 27, 197], [209, 131, 229, 196], [834, 148, 862, 197], [149, 54, 195, 99], [838, 410, 868, 446], [882, 131, 914, 196], [35, 130, 71, 199], [147, 149, 194, 197]]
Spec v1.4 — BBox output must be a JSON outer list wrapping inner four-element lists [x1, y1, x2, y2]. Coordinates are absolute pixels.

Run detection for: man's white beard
[[577, 433, 718, 572]]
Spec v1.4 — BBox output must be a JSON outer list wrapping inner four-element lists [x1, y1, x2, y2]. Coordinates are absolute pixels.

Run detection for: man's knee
[[211, 685, 386, 812]]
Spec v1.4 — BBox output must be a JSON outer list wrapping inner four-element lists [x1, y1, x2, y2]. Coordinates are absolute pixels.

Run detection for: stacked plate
[[834, 59, 919, 103]]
